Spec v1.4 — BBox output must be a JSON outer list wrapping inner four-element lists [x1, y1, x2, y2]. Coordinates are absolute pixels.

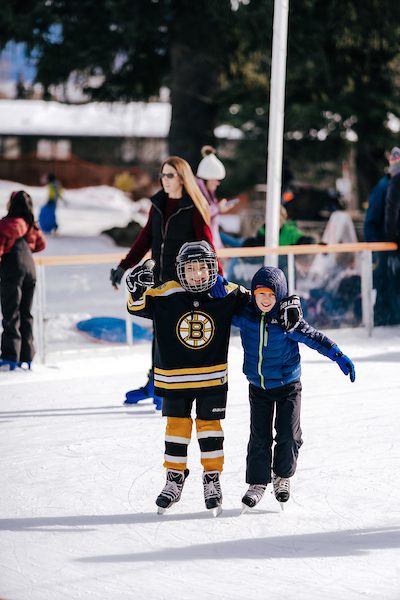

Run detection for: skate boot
[[124, 376, 154, 405], [272, 474, 290, 509], [156, 468, 189, 514], [203, 471, 222, 517], [241, 484, 267, 512], [0, 360, 17, 371], [18, 361, 32, 370]]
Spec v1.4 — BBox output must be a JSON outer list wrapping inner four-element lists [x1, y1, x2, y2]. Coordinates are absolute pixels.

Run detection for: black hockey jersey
[[127, 280, 249, 397]]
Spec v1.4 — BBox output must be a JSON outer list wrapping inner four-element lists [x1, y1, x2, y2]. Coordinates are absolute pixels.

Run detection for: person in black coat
[[384, 147, 400, 324], [0, 190, 46, 370], [109, 156, 219, 407]]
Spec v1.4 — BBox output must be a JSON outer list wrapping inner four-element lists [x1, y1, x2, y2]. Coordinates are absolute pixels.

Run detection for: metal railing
[[32, 241, 397, 363]]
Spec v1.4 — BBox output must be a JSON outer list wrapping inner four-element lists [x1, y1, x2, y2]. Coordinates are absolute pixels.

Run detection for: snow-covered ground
[[1, 328, 400, 600], [1, 179, 400, 599]]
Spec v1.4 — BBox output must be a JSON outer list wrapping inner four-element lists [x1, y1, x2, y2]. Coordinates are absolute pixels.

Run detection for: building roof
[[0, 99, 242, 139]]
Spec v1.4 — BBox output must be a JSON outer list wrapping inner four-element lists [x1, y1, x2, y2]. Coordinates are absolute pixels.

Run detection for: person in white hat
[[196, 146, 239, 248]]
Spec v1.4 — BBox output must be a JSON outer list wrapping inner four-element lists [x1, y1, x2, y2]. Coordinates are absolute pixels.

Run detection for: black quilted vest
[[151, 190, 197, 284]]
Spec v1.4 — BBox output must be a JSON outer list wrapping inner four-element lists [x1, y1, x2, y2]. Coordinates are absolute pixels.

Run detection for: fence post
[[34, 263, 47, 363], [361, 250, 374, 336], [287, 253, 295, 294], [124, 283, 133, 346]]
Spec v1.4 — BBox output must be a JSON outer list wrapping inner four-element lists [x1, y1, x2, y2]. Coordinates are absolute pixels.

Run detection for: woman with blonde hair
[[110, 155, 222, 406]]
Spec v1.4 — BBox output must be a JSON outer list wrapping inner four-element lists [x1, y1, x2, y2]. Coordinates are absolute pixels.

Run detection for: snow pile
[[0, 179, 151, 236]]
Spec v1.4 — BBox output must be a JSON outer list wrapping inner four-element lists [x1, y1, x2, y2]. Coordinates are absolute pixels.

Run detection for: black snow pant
[[0, 238, 36, 363], [246, 381, 303, 485]]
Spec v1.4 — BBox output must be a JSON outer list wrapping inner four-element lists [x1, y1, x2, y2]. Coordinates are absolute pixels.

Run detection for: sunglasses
[[159, 172, 178, 179]]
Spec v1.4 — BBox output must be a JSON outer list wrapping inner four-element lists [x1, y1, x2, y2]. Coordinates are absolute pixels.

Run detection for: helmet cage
[[176, 241, 218, 293]]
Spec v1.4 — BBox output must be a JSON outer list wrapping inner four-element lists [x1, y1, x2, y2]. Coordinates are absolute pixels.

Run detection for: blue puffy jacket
[[232, 266, 336, 390]]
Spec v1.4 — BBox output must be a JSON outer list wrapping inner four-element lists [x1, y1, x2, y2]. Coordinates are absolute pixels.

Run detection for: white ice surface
[[1, 328, 400, 600], [1, 179, 400, 599]]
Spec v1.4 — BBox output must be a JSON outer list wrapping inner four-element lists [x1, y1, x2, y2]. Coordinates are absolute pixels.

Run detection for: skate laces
[[246, 484, 266, 500], [161, 480, 182, 501], [273, 475, 290, 496], [160, 472, 184, 501], [203, 473, 221, 500]]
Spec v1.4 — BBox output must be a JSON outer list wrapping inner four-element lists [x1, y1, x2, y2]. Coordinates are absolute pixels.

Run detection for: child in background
[[126, 243, 302, 516], [0, 190, 46, 370], [232, 266, 355, 511]]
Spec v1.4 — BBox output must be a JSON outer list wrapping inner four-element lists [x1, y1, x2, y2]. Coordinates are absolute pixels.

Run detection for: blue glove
[[210, 274, 228, 298], [328, 345, 356, 382]]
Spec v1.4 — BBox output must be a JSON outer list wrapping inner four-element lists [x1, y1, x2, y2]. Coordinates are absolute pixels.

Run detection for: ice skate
[[203, 471, 222, 517], [272, 474, 290, 509], [156, 468, 189, 514], [0, 360, 17, 371], [241, 484, 267, 513]]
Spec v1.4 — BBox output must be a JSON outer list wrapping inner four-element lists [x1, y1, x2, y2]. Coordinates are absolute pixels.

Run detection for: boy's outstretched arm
[[288, 321, 356, 382]]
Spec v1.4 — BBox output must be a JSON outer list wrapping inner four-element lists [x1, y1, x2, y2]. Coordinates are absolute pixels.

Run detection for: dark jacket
[[233, 266, 336, 390], [385, 172, 400, 244], [151, 190, 196, 284], [364, 175, 390, 242]]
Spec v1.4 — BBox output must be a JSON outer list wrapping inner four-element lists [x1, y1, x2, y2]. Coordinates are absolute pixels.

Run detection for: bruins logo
[[176, 311, 215, 349]]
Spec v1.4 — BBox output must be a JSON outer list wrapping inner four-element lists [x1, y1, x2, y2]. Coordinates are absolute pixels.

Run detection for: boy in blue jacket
[[232, 266, 355, 511]]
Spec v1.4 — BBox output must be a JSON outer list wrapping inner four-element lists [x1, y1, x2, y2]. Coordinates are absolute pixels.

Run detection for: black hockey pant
[[246, 381, 303, 485]]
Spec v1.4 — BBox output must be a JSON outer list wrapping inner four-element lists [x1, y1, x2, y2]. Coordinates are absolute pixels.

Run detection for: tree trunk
[[168, 6, 220, 170]]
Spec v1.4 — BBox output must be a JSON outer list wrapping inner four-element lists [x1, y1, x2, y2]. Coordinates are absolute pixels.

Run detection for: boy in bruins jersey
[[126, 241, 300, 516]]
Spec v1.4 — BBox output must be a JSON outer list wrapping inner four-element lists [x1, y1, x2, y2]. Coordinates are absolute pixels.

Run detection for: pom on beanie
[[389, 147, 400, 175], [197, 146, 226, 180]]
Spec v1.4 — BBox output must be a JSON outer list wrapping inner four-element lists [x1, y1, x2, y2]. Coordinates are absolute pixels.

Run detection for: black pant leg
[[19, 276, 36, 363], [273, 381, 303, 478], [246, 384, 275, 485], [0, 279, 23, 362]]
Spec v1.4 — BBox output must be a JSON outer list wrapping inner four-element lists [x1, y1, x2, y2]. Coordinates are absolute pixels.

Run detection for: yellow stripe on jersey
[[155, 379, 226, 390], [127, 280, 185, 312], [145, 280, 184, 297], [225, 281, 238, 293], [154, 363, 227, 377], [127, 294, 147, 312]]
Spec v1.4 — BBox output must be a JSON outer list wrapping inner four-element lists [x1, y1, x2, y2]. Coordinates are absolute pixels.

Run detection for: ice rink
[[1, 326, 400, 600]]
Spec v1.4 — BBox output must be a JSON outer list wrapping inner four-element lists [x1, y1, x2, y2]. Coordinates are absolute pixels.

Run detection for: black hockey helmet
[[176, 240, 218, 293]]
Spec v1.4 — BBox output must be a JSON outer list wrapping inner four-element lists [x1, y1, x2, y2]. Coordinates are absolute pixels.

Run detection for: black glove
[[279, 295, 303, 331], [126, 259, 155, 298], [110, 266, 125, 289]]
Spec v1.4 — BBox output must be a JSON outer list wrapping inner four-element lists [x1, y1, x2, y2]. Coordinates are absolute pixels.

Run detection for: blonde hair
[[161, 156, 211, 226]]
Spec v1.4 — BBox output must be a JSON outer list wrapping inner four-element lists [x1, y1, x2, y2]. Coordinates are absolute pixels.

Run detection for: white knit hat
[[389, 147, 400, 175], [196, 146, 226, 180]]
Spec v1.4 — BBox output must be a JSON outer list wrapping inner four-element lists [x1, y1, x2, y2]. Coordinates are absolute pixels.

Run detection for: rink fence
[[32, 241, 397, 363]]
